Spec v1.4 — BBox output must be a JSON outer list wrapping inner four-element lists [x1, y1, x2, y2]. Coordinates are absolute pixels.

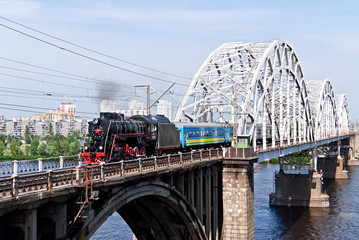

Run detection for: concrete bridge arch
[[75, 180, 207, 240]]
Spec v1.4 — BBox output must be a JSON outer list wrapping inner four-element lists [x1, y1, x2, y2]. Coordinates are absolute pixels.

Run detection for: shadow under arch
[[78, 180, 207, 240]]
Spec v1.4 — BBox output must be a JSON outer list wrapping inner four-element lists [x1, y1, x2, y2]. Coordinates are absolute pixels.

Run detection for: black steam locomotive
[[82, 112, 180, 164]]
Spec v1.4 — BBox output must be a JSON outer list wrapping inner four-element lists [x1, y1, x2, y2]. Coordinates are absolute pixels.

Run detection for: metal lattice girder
[[305, 79, 337, 140], [176, 40, 314, 147], [335, 94, 350, 135]]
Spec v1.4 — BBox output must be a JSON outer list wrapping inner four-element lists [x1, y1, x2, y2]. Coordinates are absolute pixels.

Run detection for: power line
[[0, 21, 190, 87], [0, 102, 98, 116], [0, 88, 132, 101], [0, 15, 192, 80], [0, 106, 97, 118], [0, 57, 134, 88], [0, 72, 138, 96]]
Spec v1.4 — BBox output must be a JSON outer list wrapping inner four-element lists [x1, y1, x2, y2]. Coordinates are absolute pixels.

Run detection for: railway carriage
[[175, 122, 233, 149]]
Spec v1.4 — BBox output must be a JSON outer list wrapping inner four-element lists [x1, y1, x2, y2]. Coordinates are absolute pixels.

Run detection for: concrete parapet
[[269, 170, 329, 208]]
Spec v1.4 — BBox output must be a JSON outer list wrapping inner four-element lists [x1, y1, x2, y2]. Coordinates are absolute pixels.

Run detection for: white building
[[157, 100, 172, 120], [100, 100, 118, 112], [58, 102, 76, 115], [0, 117, 88, 138]]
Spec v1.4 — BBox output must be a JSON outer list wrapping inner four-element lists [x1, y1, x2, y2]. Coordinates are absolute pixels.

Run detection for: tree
[[49, 122, 54, 136], [10, 141, 21, 156], [69, 141, 81, 155], [0, 141, 5, 156], [25, 125, 31, 144], [0, 134, 7, 143], [29, 139, 39, 155], [37, 143, 47, 156]]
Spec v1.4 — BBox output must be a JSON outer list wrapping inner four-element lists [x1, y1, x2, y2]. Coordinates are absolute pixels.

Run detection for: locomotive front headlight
[[93, 118, 99, 124], [84, 146, 88, 150], [99, 146, 103, 150]]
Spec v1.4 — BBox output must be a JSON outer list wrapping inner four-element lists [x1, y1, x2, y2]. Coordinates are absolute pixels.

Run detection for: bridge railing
[[0, 148, 222, 201], [0, 156, 80, 177]]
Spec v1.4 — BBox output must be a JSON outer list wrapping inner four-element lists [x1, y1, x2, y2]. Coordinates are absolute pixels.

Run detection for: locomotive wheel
[[133, 147, 139, 157], [128, 147, 133, 156], [140, 147, 146, 156]]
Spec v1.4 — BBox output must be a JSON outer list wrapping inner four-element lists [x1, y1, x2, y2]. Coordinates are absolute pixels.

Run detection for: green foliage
[[37, 143, 47, 156], [269, 158, 279, 164], [29, 139, 39, 155], [0, 131, 84, 160], [10, 141, 21, 155], [25, 125, 31, 144], [0, 141, 5, 156], [49, 122, 54, 136]]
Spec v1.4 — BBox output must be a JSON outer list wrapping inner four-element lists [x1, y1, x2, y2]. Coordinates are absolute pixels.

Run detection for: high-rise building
[[157, 100, 172, 120], [58, 103, 76, 115], [100, 100, 118, 112], [127, 100, 146, 116]]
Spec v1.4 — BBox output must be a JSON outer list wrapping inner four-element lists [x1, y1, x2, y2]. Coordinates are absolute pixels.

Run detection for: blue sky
[[0, 0, 358, 120]]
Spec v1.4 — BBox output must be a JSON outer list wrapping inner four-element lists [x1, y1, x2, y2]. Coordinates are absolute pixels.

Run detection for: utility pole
[[146, 85, 150, 115], [135, 85, 151, 115]]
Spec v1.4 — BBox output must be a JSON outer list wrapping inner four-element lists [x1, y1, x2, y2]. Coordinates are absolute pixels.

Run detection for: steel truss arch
[[175, 40, 314, 148], [306, 79, 337, 140], [335, 94, 350, 135]]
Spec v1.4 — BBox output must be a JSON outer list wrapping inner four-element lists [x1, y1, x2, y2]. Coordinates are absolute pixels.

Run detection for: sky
[[0, 0, 358, 120]]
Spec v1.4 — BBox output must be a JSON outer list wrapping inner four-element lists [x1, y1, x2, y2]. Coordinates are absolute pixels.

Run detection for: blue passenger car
[[174, 122, 232, 149]]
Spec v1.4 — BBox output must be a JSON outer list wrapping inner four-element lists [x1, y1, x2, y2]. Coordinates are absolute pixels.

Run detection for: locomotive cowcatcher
[[81, 112, 180, 164]]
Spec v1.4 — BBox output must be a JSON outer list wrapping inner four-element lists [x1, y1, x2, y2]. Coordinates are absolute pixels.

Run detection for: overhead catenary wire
[[0, 72, 139, 97], [0, 102, 98, 116], [0, 106, 97, 118], [0, 57, 134, 88], [0, 15, 192, 80], [0, 21, 190, 87]]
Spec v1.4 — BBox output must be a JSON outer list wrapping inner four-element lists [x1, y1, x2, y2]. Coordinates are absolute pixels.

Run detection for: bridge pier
[[317, 155, 348, 179], [222, 148, 257, 240], [316, 142, 348, 179], [348, 133, 359, 165], [269, 169, 329, 207]]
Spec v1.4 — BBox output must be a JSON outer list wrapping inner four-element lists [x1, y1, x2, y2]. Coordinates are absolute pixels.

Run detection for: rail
[[0, 149, 222, 201]]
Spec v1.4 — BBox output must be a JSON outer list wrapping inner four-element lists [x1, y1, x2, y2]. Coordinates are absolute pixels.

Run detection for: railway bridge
[[0, 39, 356, 239]]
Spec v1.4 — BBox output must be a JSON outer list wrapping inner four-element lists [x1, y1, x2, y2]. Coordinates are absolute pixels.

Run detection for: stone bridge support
[[348, 133, 359, 165], [317, 141, 348, 179], [269, 169, 329, 208], [221, 148, 257, 240]]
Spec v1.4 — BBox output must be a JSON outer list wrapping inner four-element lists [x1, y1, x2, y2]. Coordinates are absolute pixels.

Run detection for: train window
[[212, 130, 215, 136], [196, 131, 199, 137], [202, 130, 204, 137], [215, 130, 217, 136], [206, 130, 209, 137], [189, 131, 192, 137]]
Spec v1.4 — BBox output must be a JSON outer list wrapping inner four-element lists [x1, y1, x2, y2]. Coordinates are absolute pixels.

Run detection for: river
[[91, 163, 359, 239]]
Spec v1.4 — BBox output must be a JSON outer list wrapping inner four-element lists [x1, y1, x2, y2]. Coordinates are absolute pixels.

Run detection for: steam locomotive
[[81, 112, 234, 164]]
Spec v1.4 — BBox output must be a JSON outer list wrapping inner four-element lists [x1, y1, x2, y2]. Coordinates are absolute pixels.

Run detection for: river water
[[91, 163, 359, 239]]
